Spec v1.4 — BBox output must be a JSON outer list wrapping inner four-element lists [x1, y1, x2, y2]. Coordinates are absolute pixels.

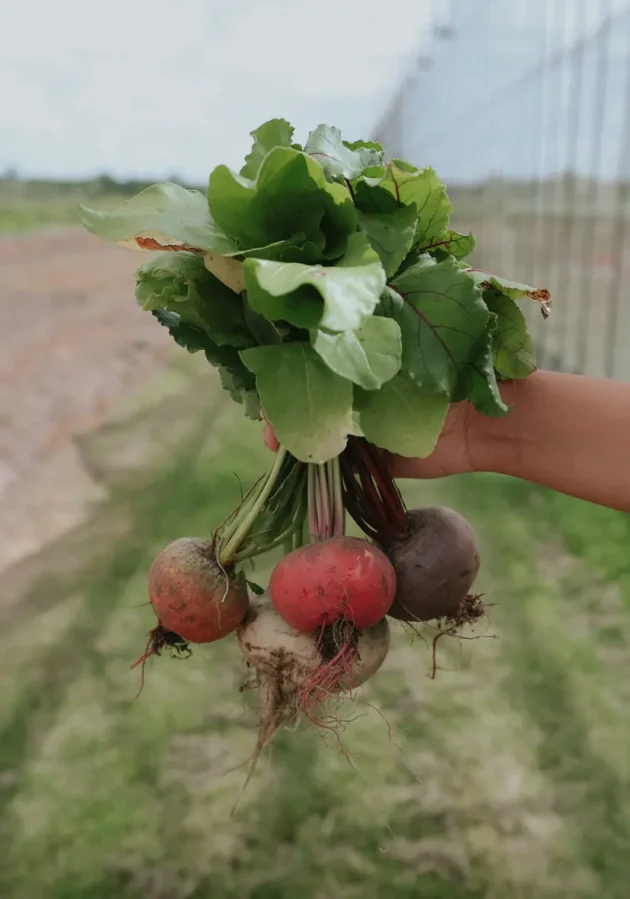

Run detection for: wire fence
[[373, 0, 630, 381]]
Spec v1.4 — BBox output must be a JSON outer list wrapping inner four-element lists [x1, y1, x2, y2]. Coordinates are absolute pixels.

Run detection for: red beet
[[269, 536, 396, 632]]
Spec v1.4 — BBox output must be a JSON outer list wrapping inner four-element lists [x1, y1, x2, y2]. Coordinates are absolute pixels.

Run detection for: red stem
[[340, 438, 408, 543], [357, 442, 407, 533]]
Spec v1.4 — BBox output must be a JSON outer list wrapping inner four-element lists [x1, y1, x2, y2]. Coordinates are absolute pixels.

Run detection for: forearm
[[472, 370, 630, 512]]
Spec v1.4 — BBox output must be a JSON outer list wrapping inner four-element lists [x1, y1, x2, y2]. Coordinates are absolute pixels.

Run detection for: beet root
[[236, 599, 390, 752], [269, 536, 396, 632], [384, 506, 480, 622], [148, 537, 249, 643]]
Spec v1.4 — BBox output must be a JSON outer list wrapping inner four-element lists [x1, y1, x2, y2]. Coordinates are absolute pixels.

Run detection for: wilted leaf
[[80, 183, 237, 254], [484, 289, 537, 379], [466, 269, 551, 316]]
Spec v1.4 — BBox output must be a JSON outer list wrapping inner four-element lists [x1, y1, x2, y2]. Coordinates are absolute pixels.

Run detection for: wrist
[[466, 377, 529, 476]]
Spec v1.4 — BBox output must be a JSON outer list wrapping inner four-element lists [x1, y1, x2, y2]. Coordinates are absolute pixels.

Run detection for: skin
[[264, 371, 630, 513]]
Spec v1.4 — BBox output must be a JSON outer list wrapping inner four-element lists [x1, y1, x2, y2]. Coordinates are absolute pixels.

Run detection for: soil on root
[[235, 652, 314, 813], [316, 619, 360, 663], [238, 622, 362, 781], [444, 592, 486, 629], [130, 625, 192, 696], [238, 642, 311, 747], [429, 593, 488, 680]]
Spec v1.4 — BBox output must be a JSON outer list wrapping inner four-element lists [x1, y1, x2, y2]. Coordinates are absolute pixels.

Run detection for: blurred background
[[1, 1, 630, 897]]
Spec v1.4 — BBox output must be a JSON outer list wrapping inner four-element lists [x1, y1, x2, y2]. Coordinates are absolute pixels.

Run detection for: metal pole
[[605, 11, 630, 379], [558, 0, 587, 371], [576, 6, 612, 374]]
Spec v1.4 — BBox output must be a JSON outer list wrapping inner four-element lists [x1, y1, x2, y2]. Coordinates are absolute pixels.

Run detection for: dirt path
[[0, 229, 175, 572]]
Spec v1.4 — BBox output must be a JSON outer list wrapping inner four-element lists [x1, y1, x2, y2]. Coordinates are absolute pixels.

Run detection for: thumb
[[262, 408, 280, 452]]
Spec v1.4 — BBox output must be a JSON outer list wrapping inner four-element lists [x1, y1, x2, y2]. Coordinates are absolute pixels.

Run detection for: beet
[[236, 599, 390, 761], [383, 506, 480, 622], [148, 537, 249, 642], [269, 536, 396, 632]]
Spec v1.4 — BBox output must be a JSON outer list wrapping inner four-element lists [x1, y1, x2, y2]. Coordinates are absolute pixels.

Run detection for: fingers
[[264, 422, 280, 452], [262, 408, 280, 452]]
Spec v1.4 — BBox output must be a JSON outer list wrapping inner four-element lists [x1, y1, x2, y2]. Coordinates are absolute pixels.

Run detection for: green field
[[0, 196, 88, 233], [0, 186, 122, 234], [3, 188, 629, 897], [1, 360, 629, 899], [0, 178, 199, 234]]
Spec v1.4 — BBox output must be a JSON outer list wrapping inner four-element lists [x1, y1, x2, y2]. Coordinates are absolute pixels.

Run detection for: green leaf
[[312, 317, 401, 391], [240, 343, 352, 463], [356, 167, 386, 188], [217, 366, 261, 420], [234, 456, 306, 560], [354, 180, 418, 277], [364, 163, 452, 247], [357, 207, 417, 278], [208, 147, 356, 262], [350, 410, 365, 437], [245, 579, 266, 596], [244, 264, 320, 330], [151, 308, 212, 353], [432, 229, 476, 259], [344, 138, 384, 154], [304, 125, 383, 179], [384, 255, 492, 402], [243, 298, 282, 345], [80, 183, 237, 254], [464, 323, 510, 417], [390, 158, 419, 174], [151, 309, 260, 418], [244, 232, 386, 332], [355, 375, 449, 458], [136, 252, 252, 347], [484, 289, 537, 379], [240, 118, 295, 180]]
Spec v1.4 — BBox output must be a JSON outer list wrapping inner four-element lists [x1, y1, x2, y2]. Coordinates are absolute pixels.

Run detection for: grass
[[0, 187, 125, 234], [1, 366, 629, 899], [2, 193, 630, 896]]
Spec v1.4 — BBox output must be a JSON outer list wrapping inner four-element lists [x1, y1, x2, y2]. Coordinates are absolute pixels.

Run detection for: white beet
[[340, 616, 390, 690], [237, 600, 390, 693], [232, 599, 391, 805], [236, 599, 320, 687]]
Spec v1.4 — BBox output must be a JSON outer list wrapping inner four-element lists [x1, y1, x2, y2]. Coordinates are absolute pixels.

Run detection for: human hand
[[263, 371, 630, 511], [262, 401, 481, 479], [262, 410, 280, 453]]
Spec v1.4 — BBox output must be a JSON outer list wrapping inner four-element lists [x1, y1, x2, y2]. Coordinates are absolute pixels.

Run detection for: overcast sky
[[0, 0, 435, 181], [2, 0, 626, 183], [401, 0, 630, 181]]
